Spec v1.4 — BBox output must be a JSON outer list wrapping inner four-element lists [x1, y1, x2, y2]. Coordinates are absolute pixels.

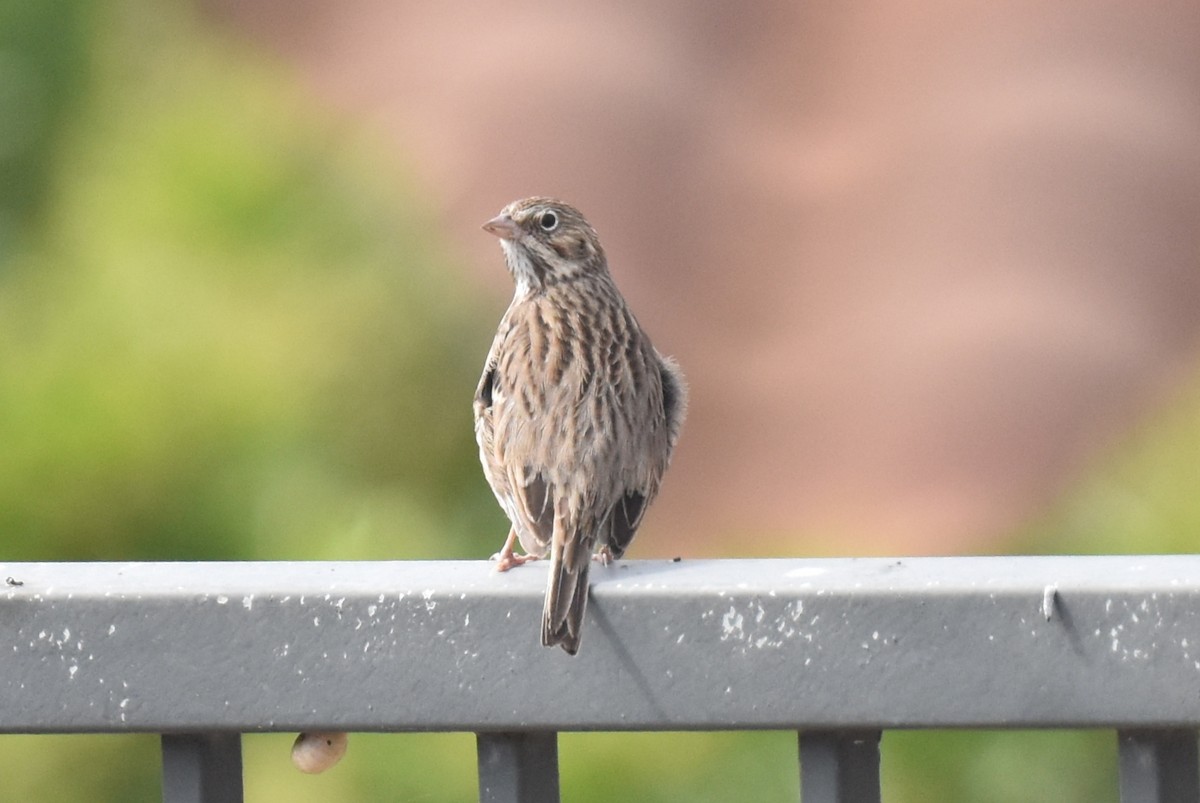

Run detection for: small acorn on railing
[[291, 731, 348, 774]]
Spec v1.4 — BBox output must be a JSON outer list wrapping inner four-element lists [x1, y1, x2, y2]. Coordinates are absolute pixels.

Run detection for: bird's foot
[[490, 526, 539, 572], [491, 548, 538, 573], [594, 546, 614, 566]]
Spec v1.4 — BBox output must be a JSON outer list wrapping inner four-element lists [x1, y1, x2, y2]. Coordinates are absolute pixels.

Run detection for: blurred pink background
[[206, 0, 1200, 556]]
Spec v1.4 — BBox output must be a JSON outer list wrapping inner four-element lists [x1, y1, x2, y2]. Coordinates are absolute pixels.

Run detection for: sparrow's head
[[483, 197, 607, 291]]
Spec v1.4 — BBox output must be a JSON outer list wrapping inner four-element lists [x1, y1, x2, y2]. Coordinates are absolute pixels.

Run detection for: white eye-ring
[[538, 210, 559, 231]]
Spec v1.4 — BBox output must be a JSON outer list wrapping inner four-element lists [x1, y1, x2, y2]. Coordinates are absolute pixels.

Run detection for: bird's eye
[[538, 211, 559, 231]]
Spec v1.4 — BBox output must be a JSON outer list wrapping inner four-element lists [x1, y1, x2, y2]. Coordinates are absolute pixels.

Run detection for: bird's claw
[[492, 550, 538, 573]]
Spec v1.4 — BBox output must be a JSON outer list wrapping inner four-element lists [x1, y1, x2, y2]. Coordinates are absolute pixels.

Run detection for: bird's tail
[[542, 526, 590, 655]]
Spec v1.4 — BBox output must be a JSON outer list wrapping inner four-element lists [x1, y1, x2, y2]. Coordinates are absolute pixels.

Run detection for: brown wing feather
[[604, 490, 646, 561], [506, 465, 554, 556]]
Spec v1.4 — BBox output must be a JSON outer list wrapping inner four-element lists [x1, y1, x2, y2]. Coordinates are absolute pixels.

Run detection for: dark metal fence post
[[477, 731, 560, 803], [1118, 730, 1199, 803], [799, 730, 882, 803], [161, 733, 243, 803]]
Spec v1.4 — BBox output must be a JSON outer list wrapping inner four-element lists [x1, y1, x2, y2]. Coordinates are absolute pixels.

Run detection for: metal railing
[[3, 557, 1199, 802]]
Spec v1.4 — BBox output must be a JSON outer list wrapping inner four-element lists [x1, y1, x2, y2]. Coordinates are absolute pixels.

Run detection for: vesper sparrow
[[475, 198, 686, 655]]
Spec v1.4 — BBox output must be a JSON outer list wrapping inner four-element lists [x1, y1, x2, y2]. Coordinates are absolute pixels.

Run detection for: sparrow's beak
[[482, 214, 520, 240]]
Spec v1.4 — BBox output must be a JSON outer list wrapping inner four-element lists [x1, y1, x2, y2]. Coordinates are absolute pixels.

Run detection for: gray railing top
[[3, 556, 1199, 734]]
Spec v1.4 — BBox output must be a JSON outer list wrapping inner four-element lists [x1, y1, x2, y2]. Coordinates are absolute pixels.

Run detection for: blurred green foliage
[[0, 0, 91, 256], [884, 729, 1118, 802], [1, 0, 1197, 800], [0, 0, 498, 564]]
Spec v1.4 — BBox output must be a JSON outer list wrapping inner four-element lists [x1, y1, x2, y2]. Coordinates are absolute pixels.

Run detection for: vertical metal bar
[[476, 731, 560, 803], [1118, 730, 1199, 803], [798, 730, 882, 803], [161, 733, 244, 803]]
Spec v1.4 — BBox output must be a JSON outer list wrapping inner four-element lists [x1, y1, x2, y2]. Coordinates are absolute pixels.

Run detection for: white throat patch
[[501, 239, 540, 297]]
